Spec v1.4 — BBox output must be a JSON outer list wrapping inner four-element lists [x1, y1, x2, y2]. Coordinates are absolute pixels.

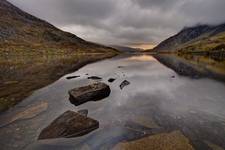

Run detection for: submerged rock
[[0, 102, 48, 128], [87, 76, 102, 80], [78, 109, 88, 117], [66, 75, 80, 80], [118, 66, 125, 68], [108, 78, 116, 83], [120, 80, 130, 90], [69, 82, 111, 106], [113, 131, 194, 150], [38, 111, 99, 140], [130, 116, 160, 129]]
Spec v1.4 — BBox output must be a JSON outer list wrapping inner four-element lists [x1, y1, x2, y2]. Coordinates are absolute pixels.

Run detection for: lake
[[0, 54, 225, 150]]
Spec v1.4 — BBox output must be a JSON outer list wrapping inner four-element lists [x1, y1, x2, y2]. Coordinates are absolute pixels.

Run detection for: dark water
[[0, 54, 225, 150]]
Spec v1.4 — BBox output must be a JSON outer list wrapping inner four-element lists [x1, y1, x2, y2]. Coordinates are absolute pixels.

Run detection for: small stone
[[108, 78, 116, 83], [66, 75, 80, 80], [120, 80, 130, 90], [118, 66, 125, 68], [87, 76, 102, 80]]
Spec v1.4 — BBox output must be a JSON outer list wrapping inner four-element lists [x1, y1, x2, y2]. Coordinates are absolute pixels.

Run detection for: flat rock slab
[[38, 111, 99, 140], [0, 102, 48, 128], [69, 82, 111, 106]]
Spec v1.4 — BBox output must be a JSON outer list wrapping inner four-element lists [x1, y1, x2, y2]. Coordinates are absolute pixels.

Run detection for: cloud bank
[[8, 0, 225, 49]]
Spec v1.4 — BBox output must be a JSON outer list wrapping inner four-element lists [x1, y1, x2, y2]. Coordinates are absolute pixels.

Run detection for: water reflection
[[127, 55, 155, 61], [0, 54, 111, 112], [0, 54, 225, 150], [154, 54, 225, 82]]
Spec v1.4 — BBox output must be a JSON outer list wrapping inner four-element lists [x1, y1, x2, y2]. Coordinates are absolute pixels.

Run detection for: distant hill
[[0, 0, 118, 55], [154, 23, 225, 53], [111, 45, 142, 53]]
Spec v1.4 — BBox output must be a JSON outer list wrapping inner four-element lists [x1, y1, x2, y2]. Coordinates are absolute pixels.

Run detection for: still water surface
[[0, 54, 225, 150]]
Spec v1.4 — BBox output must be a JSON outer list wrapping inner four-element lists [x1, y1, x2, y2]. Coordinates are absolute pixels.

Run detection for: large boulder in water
[[38, 111, 99, 140], [69, 82, 111, 106]]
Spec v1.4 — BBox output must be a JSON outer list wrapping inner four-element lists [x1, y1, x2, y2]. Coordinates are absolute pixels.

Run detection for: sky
[[8, 0, 225, 49]]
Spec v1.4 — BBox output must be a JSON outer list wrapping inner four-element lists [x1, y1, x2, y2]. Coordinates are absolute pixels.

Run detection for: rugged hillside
[[154, 23, 225, 53], [0, 0, 118, 112], [0, 0, 117, 55]]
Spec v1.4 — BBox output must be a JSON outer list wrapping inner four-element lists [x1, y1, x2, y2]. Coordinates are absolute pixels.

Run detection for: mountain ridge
[[0, 0, 118, 55], [153, 22, 225, 52]]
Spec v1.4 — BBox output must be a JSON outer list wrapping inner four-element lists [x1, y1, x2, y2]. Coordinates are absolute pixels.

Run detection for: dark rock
[[120, 80, 130, 90], [66, 75, 80, 80], [38, 111, 99, 140], [87, 76, 102, 80], [108, 78, 116, 83], [78, 109, 88, 117], [69, 82, 111, 106]]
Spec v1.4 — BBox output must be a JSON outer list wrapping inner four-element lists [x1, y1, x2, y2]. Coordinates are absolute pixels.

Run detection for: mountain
[[111, 45, 142, 53], [154, 23, 225, 53], [0, 0, 118, 55]]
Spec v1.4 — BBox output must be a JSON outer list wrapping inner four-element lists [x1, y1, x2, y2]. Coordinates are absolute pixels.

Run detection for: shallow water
[[0, 54, 225, 150]]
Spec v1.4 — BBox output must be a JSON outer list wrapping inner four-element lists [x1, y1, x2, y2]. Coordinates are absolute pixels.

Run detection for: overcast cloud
[[8, 0, 225, 49]]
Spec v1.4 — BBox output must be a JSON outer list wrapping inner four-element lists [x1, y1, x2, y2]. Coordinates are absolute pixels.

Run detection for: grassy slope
[[154, 23, 225, 53], [179, 32, 225, 52], [0, 0, 118, 55]]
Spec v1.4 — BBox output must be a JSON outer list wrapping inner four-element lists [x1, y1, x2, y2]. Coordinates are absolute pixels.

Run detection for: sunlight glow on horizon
[[128, 43, 156, 50], [127, 55, 156, 61]]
